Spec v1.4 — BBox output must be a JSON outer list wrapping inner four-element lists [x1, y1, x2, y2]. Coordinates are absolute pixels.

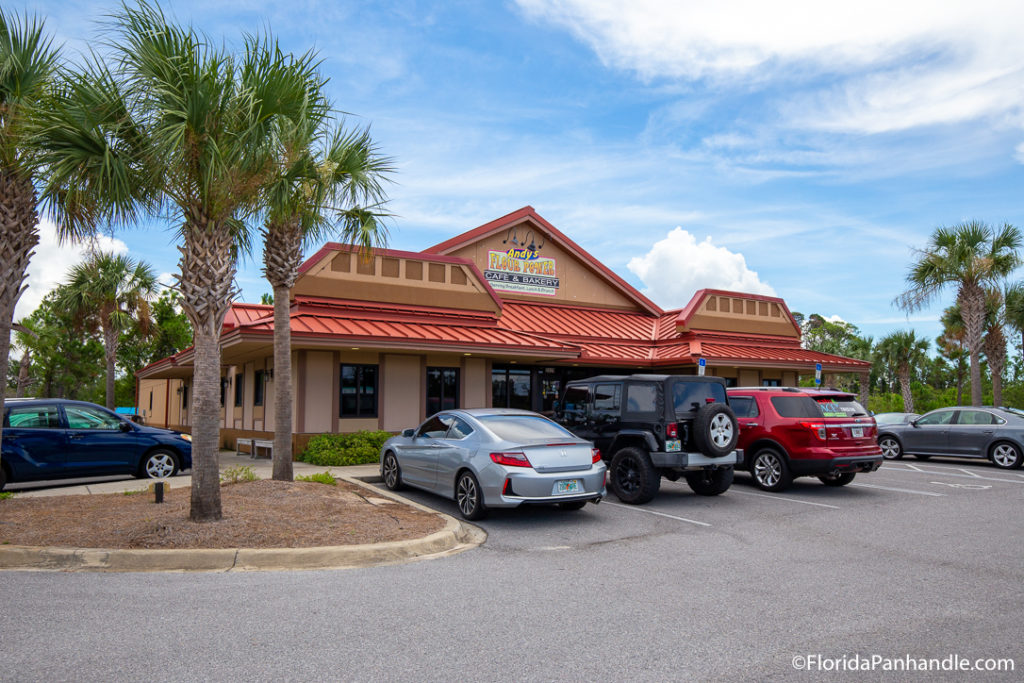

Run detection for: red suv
[[726, 387, 883, 491]]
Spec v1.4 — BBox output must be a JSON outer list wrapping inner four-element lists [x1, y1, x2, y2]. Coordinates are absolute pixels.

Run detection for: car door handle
[[70, 434, 85, 440]]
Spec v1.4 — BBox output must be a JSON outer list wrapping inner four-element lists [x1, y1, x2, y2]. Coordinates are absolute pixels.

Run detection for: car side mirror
[[402, 428, 415, 438], [119, 421, 132, 432], [909, 419, 919, 428]]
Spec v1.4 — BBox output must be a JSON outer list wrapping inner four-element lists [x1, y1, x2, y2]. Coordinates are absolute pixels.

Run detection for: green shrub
[[298, 430, 393, 466], [0, 491, 14, 501], [296, 471, 337, 485], [221, 465, 258, 484]]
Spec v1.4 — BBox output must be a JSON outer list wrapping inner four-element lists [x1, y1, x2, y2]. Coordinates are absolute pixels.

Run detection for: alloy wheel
[[753, 452, 782, 488], [457, 474, 479, 516], [145, 453, 176, 478], [992, 444, 1020, 468], [709, 413, 734, 448], [383, 454, 399, 488]]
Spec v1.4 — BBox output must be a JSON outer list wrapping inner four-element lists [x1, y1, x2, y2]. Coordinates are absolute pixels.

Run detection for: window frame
[[339, 364, 379, 419]]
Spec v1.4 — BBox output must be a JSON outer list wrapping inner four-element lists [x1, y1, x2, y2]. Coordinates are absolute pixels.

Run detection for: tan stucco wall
[[382, 353, 422, 432], [739, 369, 759, 387], [303, 351, 335, 432], [462, 357, 488, 409]]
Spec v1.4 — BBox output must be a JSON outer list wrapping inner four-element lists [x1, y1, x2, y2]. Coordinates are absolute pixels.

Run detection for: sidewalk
[[1, 451, 486, 572]]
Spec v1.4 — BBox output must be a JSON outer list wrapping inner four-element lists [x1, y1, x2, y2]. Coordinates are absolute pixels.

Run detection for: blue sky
[[18, 0, 1024, 350]]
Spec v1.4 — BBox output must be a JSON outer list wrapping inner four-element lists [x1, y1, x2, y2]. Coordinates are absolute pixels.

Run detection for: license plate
[[665, 439, 681, 452], [554, 479, 581, 495], [852, 427, 864, 438]]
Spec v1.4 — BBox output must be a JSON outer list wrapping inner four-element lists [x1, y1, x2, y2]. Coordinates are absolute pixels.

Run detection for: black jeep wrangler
[[554, 375, 740, 504]]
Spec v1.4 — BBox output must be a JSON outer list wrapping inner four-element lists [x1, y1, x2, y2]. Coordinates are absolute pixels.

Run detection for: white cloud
[[13, 221, 129, 321], [626, 227, 774, 309], [516, 0, 1024, 135], [1016, 143, 1024, 164]]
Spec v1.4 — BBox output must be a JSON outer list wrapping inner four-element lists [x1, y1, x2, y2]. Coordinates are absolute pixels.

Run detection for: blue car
[[1, 398, 193, 490]]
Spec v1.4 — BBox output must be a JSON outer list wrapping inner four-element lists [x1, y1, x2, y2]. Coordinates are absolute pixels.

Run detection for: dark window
[[762, 379, 781, 387], [626, 383, 658, 414], [491, 368, 531, 410], [340, 364, 378, 418], [447, 417, 474, 439], [479, 414, 575, 441], [6, 404, 63, 429], [559, 386, 591, 424], [253, 370, 265, 407], [181, 385, 188, 410], [593, 384, 621, 413], [770, 396, 822, 418], [917, 410, 955, 426], [149, 391, 153, 411], [723, 377, 738, 387], [417, 414, 451, 438], [220, 378, 227, 406], [65, 405, 123, 430], [957, 410, 996, 425], [234, 373, 244, 407], [672, 382, 727, 414], [729, 396, 759, 418], [427, 367, 459, 415]]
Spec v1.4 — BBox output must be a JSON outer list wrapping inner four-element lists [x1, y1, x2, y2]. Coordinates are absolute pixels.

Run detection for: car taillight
[[800, 421, 827, 440], [666, 423, 679, 439], [490, 451, 532, 467], [592, 448, 602, 464]]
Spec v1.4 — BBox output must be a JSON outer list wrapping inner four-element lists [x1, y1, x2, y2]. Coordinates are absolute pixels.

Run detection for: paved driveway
[[2, 460, 1022, 681]]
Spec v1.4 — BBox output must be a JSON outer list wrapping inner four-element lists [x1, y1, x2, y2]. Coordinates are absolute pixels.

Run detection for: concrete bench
[[235, 437, 274, 459]]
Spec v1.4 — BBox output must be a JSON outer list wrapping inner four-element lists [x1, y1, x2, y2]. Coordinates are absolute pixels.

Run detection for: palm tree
[[56, 252, 157, 409], [262, 114, 392, 481], [877, 330, 929, 413], [981, 288, 1007, 407], [0, 9, 60, 446], [1004, 282, 1024, 363], [36, 2, 323, 521], [897, 221, 1022, 406], [937, 304, 968, 405]]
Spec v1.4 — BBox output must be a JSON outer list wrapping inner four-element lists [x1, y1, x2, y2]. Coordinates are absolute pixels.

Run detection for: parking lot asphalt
[[2, 457, 1023, 681]]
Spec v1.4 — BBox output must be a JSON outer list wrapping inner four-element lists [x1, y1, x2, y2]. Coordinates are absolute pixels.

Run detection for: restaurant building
[[136, 206, 870, 450]]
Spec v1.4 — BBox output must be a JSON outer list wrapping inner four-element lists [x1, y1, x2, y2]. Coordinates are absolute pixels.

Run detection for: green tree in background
[[897, 221, 1022, 406], [57, 252, 157, 409], [876, 330, 930, 413]]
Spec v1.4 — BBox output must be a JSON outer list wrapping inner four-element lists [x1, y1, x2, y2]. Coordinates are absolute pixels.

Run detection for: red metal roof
[[223, 303, 273, 329], [498, 301, 657, 341]]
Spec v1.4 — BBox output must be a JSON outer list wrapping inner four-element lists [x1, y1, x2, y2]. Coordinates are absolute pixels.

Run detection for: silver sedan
[[379, 408, 607, 520]]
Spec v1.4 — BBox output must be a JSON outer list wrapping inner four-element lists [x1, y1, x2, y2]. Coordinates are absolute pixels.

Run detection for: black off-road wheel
[[685, 468, 734, 496], [382, 452, 405, 490], [610, 447, 660, 505], [818, 472, 856, 486], [693, 403, 738, 457]]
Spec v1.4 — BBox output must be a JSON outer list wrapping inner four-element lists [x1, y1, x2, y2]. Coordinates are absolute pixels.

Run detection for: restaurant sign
[[484, 248, 559, 296]]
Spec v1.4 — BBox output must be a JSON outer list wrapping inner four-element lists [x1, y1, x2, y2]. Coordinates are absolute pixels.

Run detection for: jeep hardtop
[[554, 374, 740, 504]]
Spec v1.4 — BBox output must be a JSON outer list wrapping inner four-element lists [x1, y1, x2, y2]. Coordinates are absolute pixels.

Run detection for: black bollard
[[154, 481, 164, 504]]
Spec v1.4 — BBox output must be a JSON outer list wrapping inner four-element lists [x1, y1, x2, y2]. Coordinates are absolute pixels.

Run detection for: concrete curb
[[0, 471, 487, 573]]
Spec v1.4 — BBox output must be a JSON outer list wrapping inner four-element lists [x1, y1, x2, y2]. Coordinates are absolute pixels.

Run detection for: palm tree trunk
[[899, 365, 913, 413], [263, 221, 304, 482], [272, 283, 293, 480], [17, 351, 31, 397], [103, 326, 118, 409], [960, 285, 986, 406], [0, 170, 40, 449], [178, 220, 238, 522]]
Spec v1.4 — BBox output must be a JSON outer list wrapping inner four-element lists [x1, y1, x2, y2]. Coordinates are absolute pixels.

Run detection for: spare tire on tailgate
[[693, 403, 738, 457]]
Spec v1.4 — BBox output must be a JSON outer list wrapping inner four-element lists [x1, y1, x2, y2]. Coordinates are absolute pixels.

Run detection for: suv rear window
[[672, 382, 727, 414], [814, 397, 869, 418], [770, 396, 822, 418]]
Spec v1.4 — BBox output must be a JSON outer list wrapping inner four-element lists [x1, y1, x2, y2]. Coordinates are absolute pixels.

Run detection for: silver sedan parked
[[379, 409, 607, 520], [876, 406, 1024, 469]]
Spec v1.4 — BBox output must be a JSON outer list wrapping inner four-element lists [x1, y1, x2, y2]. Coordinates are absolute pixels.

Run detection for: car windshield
[[478, 414, 576, 442]]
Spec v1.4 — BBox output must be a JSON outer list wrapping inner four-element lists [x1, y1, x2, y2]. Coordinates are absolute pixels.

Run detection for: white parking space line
[[880, 467, 1024, 485], [849, 482, 945, 496], [602, 501, 712, 527], [958, 468, 984, 478], [729, 489, 839, 509]]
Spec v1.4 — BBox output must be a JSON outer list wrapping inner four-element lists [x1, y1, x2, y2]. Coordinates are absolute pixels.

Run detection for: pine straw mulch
[[0, 479, 445, 550]]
